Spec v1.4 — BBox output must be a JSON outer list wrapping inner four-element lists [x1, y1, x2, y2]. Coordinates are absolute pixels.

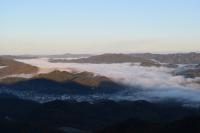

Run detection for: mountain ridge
[[49, 52, 200, 65]]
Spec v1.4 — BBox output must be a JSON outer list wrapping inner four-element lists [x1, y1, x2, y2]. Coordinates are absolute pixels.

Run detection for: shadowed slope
[[0, 70, 123, 94]]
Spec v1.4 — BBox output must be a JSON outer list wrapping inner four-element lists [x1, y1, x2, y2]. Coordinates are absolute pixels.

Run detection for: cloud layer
[[17, 58, 200, 105]]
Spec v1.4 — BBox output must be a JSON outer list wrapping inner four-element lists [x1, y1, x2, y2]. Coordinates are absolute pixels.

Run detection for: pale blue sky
[[0, 0, 200, 54]]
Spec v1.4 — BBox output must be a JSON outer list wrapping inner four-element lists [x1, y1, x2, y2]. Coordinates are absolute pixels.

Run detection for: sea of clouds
[[16, 58, 200, 105]]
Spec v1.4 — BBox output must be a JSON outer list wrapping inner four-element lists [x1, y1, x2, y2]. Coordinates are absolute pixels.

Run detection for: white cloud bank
[[16, 58, 200, 105]]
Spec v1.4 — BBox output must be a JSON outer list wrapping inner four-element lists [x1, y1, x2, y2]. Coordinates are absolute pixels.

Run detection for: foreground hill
[[0, 57, 38, 78], [99, 117, 200, 133], [0, 70, 123, 95], [0, 95, 199, 133], [34, 70, 113, 87]]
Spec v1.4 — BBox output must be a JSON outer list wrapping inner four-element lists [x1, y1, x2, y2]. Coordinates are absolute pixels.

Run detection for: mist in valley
[[12, 58, 200, 106]]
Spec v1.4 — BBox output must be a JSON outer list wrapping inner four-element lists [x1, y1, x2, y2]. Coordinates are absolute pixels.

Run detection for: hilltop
[[0, 57, 38, 78]]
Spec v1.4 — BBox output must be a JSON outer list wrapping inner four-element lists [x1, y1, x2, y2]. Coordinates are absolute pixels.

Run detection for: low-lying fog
[[16, 58, 200, 106], [0, 66, 6, 69]]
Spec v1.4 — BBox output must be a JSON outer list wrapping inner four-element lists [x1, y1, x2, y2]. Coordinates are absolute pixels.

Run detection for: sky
[[0, 0, 200, 55]]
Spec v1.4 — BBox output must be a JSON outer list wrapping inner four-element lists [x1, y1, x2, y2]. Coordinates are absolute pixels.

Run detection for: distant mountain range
[[50, 53, 162, 67], [131, 52, 200, 64], [1, 53, 93, 59], [49, 52, 200, 64], [2, 52, 200, 64]]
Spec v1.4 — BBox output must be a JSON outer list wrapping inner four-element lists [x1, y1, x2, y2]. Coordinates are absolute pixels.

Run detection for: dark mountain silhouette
[[0, 96, 199, 133], [0, 79, 122, 94], [99, 116, 200, 133]]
